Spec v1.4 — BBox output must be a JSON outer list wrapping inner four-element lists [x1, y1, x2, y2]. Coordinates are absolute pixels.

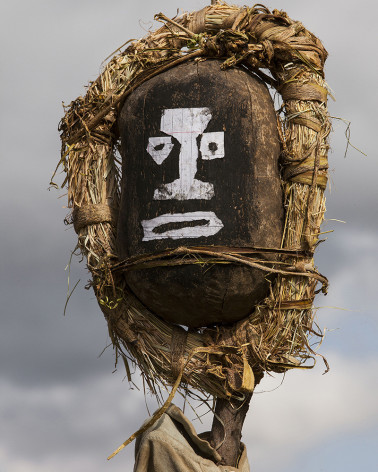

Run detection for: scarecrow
[[54, 1, 331, 470]]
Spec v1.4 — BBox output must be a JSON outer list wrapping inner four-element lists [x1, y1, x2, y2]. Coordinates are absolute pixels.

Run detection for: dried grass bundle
[[53, 1, 331, 403]]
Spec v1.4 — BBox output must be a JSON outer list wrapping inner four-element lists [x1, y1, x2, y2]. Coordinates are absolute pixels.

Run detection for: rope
[[72, 204, 117, 233]]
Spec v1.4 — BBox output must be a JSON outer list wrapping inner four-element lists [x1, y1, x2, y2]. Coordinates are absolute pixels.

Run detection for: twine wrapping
[[72, 204, 117, 233]]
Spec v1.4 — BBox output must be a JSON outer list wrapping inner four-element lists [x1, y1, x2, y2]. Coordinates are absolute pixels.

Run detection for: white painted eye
[[200, 132, 224, 160], [146, 136, 173, 165]]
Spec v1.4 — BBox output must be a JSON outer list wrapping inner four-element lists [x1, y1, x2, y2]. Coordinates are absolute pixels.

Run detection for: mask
[[117, 60, 283, 327]]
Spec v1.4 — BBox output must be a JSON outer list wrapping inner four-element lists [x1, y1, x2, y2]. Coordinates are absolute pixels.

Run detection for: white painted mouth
[[141, 211, 224, 241]]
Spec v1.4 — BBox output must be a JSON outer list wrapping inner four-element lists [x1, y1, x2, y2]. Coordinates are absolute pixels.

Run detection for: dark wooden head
[[117, 59, 283, 327]]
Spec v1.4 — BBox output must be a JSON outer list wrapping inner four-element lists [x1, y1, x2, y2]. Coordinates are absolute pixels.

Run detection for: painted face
[[142, 107, 225, 241]]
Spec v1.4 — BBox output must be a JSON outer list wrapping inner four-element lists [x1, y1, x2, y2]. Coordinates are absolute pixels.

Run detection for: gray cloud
[[245, 353, 378, 471]]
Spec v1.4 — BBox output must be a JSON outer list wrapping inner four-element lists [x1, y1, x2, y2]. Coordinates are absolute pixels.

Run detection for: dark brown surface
[[210, 394, 253, 467], [117, 59, 283, 327]]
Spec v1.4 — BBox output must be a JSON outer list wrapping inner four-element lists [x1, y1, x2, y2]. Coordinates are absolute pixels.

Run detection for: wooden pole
[[210, 373, 263, 466], [210, 393, 252, 467]]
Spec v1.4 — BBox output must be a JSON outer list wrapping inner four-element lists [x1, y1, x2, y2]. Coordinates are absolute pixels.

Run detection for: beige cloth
[[134, 404, 250, 472]]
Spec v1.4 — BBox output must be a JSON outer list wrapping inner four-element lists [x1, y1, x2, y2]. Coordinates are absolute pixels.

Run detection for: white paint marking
[[141, 211, 224, 241], [146, 136, 173, 165], [146, 108, 225, 201], [200, 131, 224, 160]]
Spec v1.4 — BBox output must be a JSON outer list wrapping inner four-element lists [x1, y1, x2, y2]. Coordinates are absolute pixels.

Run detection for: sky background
[[1, 0, 377, 471]]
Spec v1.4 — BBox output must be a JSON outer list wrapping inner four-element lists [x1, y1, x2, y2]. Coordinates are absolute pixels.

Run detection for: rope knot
[[261, 39, 274, 63]]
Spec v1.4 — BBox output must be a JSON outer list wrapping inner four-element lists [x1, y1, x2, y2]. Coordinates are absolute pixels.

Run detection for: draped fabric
[[134, 405, 250, 472]]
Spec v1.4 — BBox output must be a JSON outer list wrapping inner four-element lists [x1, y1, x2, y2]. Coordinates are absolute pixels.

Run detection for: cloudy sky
[[1, 0, 377, 471]]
